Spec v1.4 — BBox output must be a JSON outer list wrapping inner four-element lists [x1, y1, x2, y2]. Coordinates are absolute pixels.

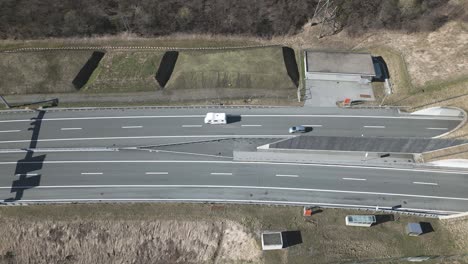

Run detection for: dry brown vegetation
[[0, 203, 467, 264], [2, 0, 462, 39]]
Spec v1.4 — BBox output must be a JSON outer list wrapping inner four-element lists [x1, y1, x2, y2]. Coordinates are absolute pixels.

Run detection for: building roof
[[262, 233, 283, 245], [305, 51, 376, 76], [268, 136, 467, 154]]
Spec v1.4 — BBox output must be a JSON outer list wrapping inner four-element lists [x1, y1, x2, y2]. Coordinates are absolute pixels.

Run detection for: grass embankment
[[83, 51, 165, 93], [0, 45, 298, 105], [367, 46, 468, 110], [0, 51, 95, 94], [366, 46, 468, 140], [0, 203, 466, 264], [165, 47, 297, 101]]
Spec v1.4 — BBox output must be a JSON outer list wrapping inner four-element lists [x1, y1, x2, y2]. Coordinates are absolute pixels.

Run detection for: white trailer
[[204, 113, 227, 124]]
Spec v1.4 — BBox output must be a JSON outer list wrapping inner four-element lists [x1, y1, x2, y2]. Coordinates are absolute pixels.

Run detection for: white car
[[288, 126, 306, 133], [204, 113, 227, 124]]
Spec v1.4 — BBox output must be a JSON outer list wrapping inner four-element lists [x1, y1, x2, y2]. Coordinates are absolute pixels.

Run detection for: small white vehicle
[[204, 112, 227, 124], [288, 125, 306, 133]]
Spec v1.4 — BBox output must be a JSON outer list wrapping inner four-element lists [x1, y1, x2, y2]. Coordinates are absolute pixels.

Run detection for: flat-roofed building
[[261, 232, 283, 250], [303, 50, 377, 106], [304, 51, 376, 82]]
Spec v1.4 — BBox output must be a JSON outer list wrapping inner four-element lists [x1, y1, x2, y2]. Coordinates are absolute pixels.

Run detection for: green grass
[[0, 51, 94, 94], [167, 47, 296, 93], [364, 46, 414, 95], [412, 75, 468, 95], [0, 45, 299, 105], [83, 51, 165, 93]]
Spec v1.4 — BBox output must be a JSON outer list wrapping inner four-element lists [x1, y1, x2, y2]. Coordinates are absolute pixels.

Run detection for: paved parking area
[[304, 80, 374, 107]]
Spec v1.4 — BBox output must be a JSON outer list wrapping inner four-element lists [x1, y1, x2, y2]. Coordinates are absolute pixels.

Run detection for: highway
[[0, 107, 466, 214], [0, 108, 462, 149], [0, 151, 467, 212]]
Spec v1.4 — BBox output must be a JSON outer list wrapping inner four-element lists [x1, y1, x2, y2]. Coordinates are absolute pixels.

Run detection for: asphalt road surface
[[0, 107, 466, 214], [0, 108, 462, 149], [0, 151, 467, 212]]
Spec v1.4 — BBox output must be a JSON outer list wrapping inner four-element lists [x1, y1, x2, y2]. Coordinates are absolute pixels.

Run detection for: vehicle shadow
[[227, 115, 242, 124], [4, 110, 46, 202]]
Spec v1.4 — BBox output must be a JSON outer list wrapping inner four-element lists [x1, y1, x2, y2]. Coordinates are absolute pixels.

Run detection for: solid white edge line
[[60, 128, 82, 131], [276, 174, 299, 177], [145, 172, 169, 175], [210, 173, 233, 175], [0, 148, 117, 154], [363, 126, 386, 128], [81, 172, 103, 175], [0, 135, 294, 144], [426, 127, 449, 130], [1, 160, 467, 175], [151, 149, 233, 159], [182, 125, 202, 127], [413, 182, 438, 186], [121, 126, 143, 129], [0, 114, 462, 123], [0, 184, 466, 201], [0, 130, 21, 133], [342, 178, 367, 181], [0, 115, 206, 123], [2, 198, 461, 214]]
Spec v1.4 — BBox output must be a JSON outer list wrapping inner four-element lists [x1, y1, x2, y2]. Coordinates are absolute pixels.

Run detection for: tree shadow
[[282, 47, 299, 88], [281, 231, 302, 248], [4, 110, 46, 202]]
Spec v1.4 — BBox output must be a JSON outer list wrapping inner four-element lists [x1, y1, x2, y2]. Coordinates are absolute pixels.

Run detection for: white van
[[204, 113, 227, 124]]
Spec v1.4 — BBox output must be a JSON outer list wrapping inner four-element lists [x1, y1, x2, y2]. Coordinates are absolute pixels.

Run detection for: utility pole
[[312, 0, 339, 38], [0, 95, 10, 109]]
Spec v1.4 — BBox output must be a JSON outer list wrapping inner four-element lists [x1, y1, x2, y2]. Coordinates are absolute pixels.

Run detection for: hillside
[[0, 0, 464, 39]]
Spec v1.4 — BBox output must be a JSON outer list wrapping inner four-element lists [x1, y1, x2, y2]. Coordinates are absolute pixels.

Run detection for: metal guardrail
[[1, 44, 281, 53], [347, 105, 410, 110], [0, 104, 289, 115], [0, 200, 451, 218]]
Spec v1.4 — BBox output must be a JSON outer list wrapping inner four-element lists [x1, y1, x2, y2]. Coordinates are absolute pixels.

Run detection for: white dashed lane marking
[[413, 182, 438, 186], [0, 130, 21, 133], [60, 128, 82, 131], [276, 174, 299, 177]]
